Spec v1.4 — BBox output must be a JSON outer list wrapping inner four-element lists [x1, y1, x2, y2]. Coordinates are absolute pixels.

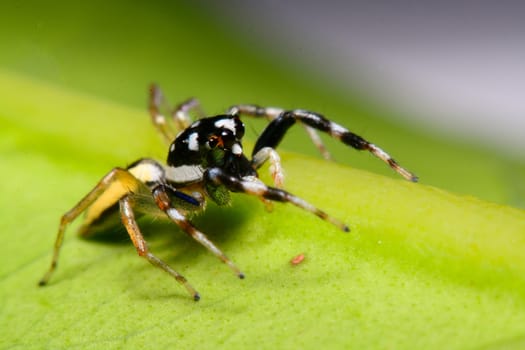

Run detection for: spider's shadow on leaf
[[80, 196, 255, 268]]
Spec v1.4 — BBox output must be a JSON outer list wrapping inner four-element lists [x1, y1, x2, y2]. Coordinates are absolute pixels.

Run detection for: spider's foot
[[38, 279, 47, 287]]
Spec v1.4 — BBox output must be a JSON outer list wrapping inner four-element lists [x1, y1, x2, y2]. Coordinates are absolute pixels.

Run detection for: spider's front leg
[[230, 105, 418, 182], [204, 168, 349, 232]]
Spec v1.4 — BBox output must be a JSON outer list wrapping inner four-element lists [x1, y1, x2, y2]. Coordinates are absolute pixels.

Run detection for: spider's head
[[167, 115, 246, 168], [204, 115, 245, 156]]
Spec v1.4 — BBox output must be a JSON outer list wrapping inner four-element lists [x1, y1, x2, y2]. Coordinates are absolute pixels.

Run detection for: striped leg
[[250, 109, 418, 182], [152, 186, 245, 279], [149, 84, 177, 143], [120, 196, 200, 301], [227, 104, 332, 160], [149, 84, 204, 144], [172, 97, 204, 131], [205, 168, 349, 232]]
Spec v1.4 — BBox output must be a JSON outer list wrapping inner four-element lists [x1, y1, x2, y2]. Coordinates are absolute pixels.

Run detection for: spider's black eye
[[208, 136, 219, 148]]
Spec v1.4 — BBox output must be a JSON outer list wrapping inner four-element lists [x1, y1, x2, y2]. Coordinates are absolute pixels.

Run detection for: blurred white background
[[214, 0, 525, 157]]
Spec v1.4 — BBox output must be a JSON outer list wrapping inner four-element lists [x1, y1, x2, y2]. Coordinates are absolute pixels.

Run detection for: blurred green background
[[1, 1, 524, 349], [1, 1, 523, 206]]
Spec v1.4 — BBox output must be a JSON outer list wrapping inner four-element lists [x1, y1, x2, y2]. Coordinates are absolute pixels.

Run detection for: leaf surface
[[1, 71, 525, 350]]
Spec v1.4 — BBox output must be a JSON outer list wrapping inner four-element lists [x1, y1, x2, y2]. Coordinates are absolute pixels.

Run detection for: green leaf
[[1, 1, 524, 348], [1, 69, 525, 350]]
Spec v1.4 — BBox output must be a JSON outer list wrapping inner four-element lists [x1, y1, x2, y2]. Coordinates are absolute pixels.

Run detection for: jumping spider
[[39, 85, 418, 300]]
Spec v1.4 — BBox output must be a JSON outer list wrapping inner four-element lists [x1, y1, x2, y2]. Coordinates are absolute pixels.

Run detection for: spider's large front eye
[[207, 136, 219, 149]]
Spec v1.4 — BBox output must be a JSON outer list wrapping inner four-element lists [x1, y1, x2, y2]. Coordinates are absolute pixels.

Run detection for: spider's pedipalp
[[252, 146, 285, 188]]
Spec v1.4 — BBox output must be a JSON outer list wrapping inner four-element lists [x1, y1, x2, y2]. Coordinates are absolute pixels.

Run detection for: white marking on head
[[232, 143, 243, 155], [191, 120, 201, 127], [214, 118, 237, 133], [170, 143, 176, 152], [187, 132, 199, 151]]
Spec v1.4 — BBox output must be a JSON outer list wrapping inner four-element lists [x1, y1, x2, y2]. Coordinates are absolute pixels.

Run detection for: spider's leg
[[152, 185, 245, 279], [252, 109, 418, 182], [120, 196, 200, 301], [172, 97, 205, 131], [149, 84, 176, 143], [149, 84, 205, 144], [227, 105, 332, 160], [252, 146, 285, 188], [38, 167, 144, 286], [205, 168, 349, 232], [303, 125, 333, 160]]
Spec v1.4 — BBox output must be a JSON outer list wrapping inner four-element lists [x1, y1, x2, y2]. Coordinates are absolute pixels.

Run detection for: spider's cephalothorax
[[167, 115, 255, 180], [39, 84, 418, 301]]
